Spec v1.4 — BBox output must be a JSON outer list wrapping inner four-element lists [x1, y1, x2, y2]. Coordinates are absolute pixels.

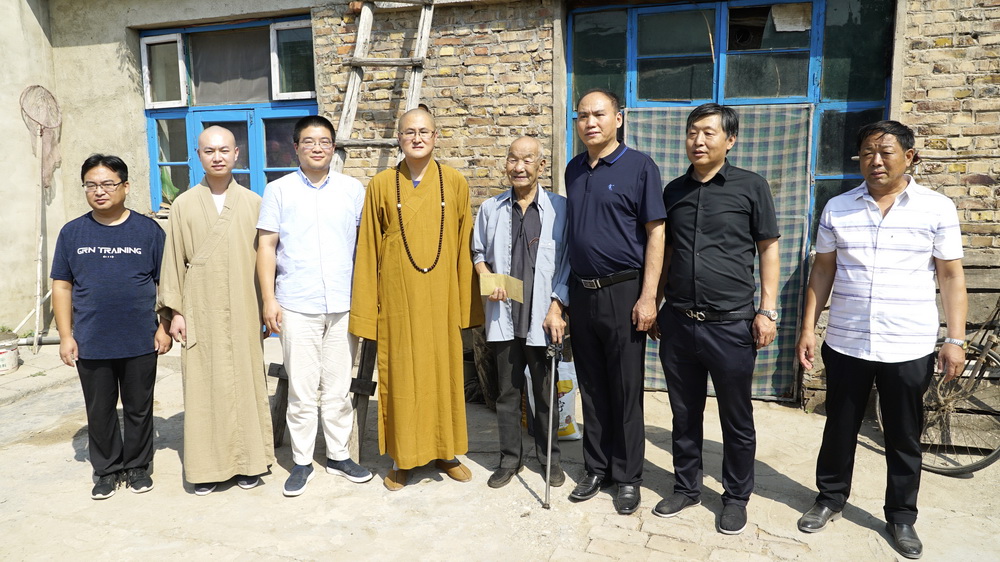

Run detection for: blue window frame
[[141, 18, 317, 211], [567, 0, 895, 244]]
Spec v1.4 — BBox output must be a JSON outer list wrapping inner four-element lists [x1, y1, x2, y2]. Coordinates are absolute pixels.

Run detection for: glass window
[[264, 118, 300, 169], [812, 178, 859, 242], [140, 35, 187, 108], [725, 52, 810, 98], [190, 28, 270, 105], [636, 9, 716, 102], [155, 119, 187, 203], [272, 23, 315, 99], [817, 108, 884, 176], [729, 4, 811, 51], [821, 0, 894, 101], [159, 166, 190, 205], [572, 10, 627, 103]]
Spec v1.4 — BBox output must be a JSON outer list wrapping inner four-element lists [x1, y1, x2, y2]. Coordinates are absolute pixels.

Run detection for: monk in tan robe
[[350, 108, 483, 490], [158, 126, 274, 495]]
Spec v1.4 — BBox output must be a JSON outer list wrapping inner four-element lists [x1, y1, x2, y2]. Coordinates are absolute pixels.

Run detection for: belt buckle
[[581, 278, 600, 290], [685, 309, 706, 322]]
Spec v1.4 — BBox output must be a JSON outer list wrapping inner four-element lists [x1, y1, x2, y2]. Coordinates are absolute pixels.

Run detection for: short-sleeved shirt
[[663, 160, 780, 311], [510, 191, 541, 339], [257, 168, 366, 314], [817, 177, 963, 363], [564, 144, 667, 278], [50, 211, 166, 360]]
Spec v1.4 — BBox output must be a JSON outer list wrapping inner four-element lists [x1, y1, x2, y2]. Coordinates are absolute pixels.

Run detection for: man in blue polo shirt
[[257, 115, 373, 497], [564, 88, 666, 515]]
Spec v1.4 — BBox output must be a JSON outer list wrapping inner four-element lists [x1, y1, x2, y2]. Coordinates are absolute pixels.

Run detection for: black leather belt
[[680, 308, 756, 322], [578, 269, 640, 290]]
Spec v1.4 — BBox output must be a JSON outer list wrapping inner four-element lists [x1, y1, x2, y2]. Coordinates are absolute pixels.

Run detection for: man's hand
[[487, 287, 509, 302], [543, 300, 566, 344], [59, 336, 78, 367], [169, 313, 187, 344], [938, 342, 966, 382], [154, 321, 173, 354], [797, 331, 816, 370], [262, 297, 282, 336], [632, 295, 657, 332], [752, 314, 777, 349]]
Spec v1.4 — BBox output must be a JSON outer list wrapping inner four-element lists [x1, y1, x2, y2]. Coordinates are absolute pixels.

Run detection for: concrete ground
[[1, 339, 998, 561]]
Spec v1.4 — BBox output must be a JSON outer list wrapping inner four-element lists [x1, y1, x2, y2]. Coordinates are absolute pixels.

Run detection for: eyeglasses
[[82, 180, 125, 193], [399, 129, 435, 140], [298, 138, 334, 149]]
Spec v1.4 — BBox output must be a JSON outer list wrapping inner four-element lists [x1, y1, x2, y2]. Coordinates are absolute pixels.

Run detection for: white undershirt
[[211, 192, 226, 214]]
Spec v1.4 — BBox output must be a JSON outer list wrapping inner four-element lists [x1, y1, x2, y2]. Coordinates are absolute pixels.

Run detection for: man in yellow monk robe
[[350, 108, 483, 490], [158, 126, 274, 495]]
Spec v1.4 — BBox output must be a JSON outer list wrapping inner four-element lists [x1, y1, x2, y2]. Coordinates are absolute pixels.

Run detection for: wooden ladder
[[331, 0, 437, 173]]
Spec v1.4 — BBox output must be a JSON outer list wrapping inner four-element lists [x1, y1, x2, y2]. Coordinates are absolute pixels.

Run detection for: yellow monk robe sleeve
[[454, 171, 484, 329], [349, 175, 383, 340], [156, 199, 187, 322]]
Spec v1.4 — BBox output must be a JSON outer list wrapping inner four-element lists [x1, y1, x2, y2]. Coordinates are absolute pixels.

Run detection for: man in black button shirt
[[653, 103, 779, 535], [564, 88, 666, 515]]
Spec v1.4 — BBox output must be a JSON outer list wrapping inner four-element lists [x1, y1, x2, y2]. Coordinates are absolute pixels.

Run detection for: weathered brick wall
[[313, 0, 558, 206]]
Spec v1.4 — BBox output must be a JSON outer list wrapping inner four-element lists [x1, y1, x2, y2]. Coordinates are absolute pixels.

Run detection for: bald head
[[508, 136, 545, 161], [198, 125, 239, 185], [398, 108, 436, 132], [506, 136, 546, 195]]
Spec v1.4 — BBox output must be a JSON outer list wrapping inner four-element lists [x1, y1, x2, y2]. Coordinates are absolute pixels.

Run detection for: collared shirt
[[472, 188, 570, 347], [663, 160, 779, 312], [510, 190, 542, 338], [257, 168, 366, 314], [817, 176, 963, 363], [564, 143, 666, 278]]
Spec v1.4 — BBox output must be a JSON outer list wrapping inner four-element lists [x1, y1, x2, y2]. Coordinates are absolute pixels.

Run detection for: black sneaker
[[719, 503, 748, 535], [91, 472, 120, 500], [194, 482, 218, 496], [326, 458, 374, 483], [236, 475, 261, 490], [124, 467, 154, 493], [652, 492, 701, 518]]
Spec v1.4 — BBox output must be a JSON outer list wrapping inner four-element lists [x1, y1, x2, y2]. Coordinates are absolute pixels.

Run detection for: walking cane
[[543, 341, 561, 510]]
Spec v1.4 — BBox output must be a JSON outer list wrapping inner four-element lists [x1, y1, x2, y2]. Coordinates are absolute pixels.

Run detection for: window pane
[[276, 27, 315, 94], [822, 0, 894, 101], [725, 53, 809, 98], [156, 119, 187, 162], [264, 118, 299, 167], [638, 10, 716, 56], [817, 108, 884, 175], [202, 121, 250, 170], [812, 179, 858, 242], [729, 4, 811, 51], [159, 165, 189, 204], [190, 27, 270, 105], [572, 10, 627, 103], [148, 42, 182, 103], [233, 172, 251, 189], [266, 171, 295, 184], [638, 57, 714, 101]]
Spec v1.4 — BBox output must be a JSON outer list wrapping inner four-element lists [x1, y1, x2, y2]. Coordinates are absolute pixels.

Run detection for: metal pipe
[[16, 336, 59, 346]]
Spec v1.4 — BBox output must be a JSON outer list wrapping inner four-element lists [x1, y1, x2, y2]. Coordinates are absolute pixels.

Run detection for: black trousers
[[77, 352, 158, 476], [569, 276, 646, 485], [658, 305, 757, 506], [816, 343, 934, 525], [492, 338, 559, 468]]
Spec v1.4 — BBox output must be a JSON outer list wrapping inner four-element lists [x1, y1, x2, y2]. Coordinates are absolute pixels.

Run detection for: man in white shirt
[[796, 120, 967, 559], [257, 115, 372, 497]]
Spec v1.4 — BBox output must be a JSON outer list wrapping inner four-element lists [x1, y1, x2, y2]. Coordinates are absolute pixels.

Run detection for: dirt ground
[[0, 339, 998, 560]]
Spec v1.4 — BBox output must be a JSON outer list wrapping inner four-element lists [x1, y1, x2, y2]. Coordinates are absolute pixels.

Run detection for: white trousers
[[280, 308, 358, 466]]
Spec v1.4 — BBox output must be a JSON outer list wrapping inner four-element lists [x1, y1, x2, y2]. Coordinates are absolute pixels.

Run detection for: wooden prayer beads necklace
[[394, 161, 445, 274]]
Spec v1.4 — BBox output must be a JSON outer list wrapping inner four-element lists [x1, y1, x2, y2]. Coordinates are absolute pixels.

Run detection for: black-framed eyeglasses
[[82, 180, 125, 193]]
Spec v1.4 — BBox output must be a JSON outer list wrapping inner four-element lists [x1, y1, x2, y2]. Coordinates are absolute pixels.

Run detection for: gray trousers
[[492, 338, 560, 469]]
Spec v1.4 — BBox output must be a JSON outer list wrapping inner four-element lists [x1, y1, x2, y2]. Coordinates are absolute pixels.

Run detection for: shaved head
[[508, 136, 545, 160], [398, 107, 436, 132], [199, 125, 236, 149]]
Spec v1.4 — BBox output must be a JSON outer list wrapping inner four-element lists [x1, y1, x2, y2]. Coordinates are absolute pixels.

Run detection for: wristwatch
[[756, 308, 778, 322], [944, 337, 968, 350]]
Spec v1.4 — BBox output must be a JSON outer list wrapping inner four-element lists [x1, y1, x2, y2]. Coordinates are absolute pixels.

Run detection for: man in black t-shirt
[[51, 155, 171, 500], [653, 104, 780, 534]]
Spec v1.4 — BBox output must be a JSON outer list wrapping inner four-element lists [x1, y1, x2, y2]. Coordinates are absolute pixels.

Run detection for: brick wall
[[313, 0, 558, 207]]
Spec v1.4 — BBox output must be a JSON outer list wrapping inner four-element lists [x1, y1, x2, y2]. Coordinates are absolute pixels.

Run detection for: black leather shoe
[[797, 503, 841, 533], [487, 466, 522, 489], [569, 473, 607, 501], [886, 523, 923, 559], [614, 484, 641, 515]]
